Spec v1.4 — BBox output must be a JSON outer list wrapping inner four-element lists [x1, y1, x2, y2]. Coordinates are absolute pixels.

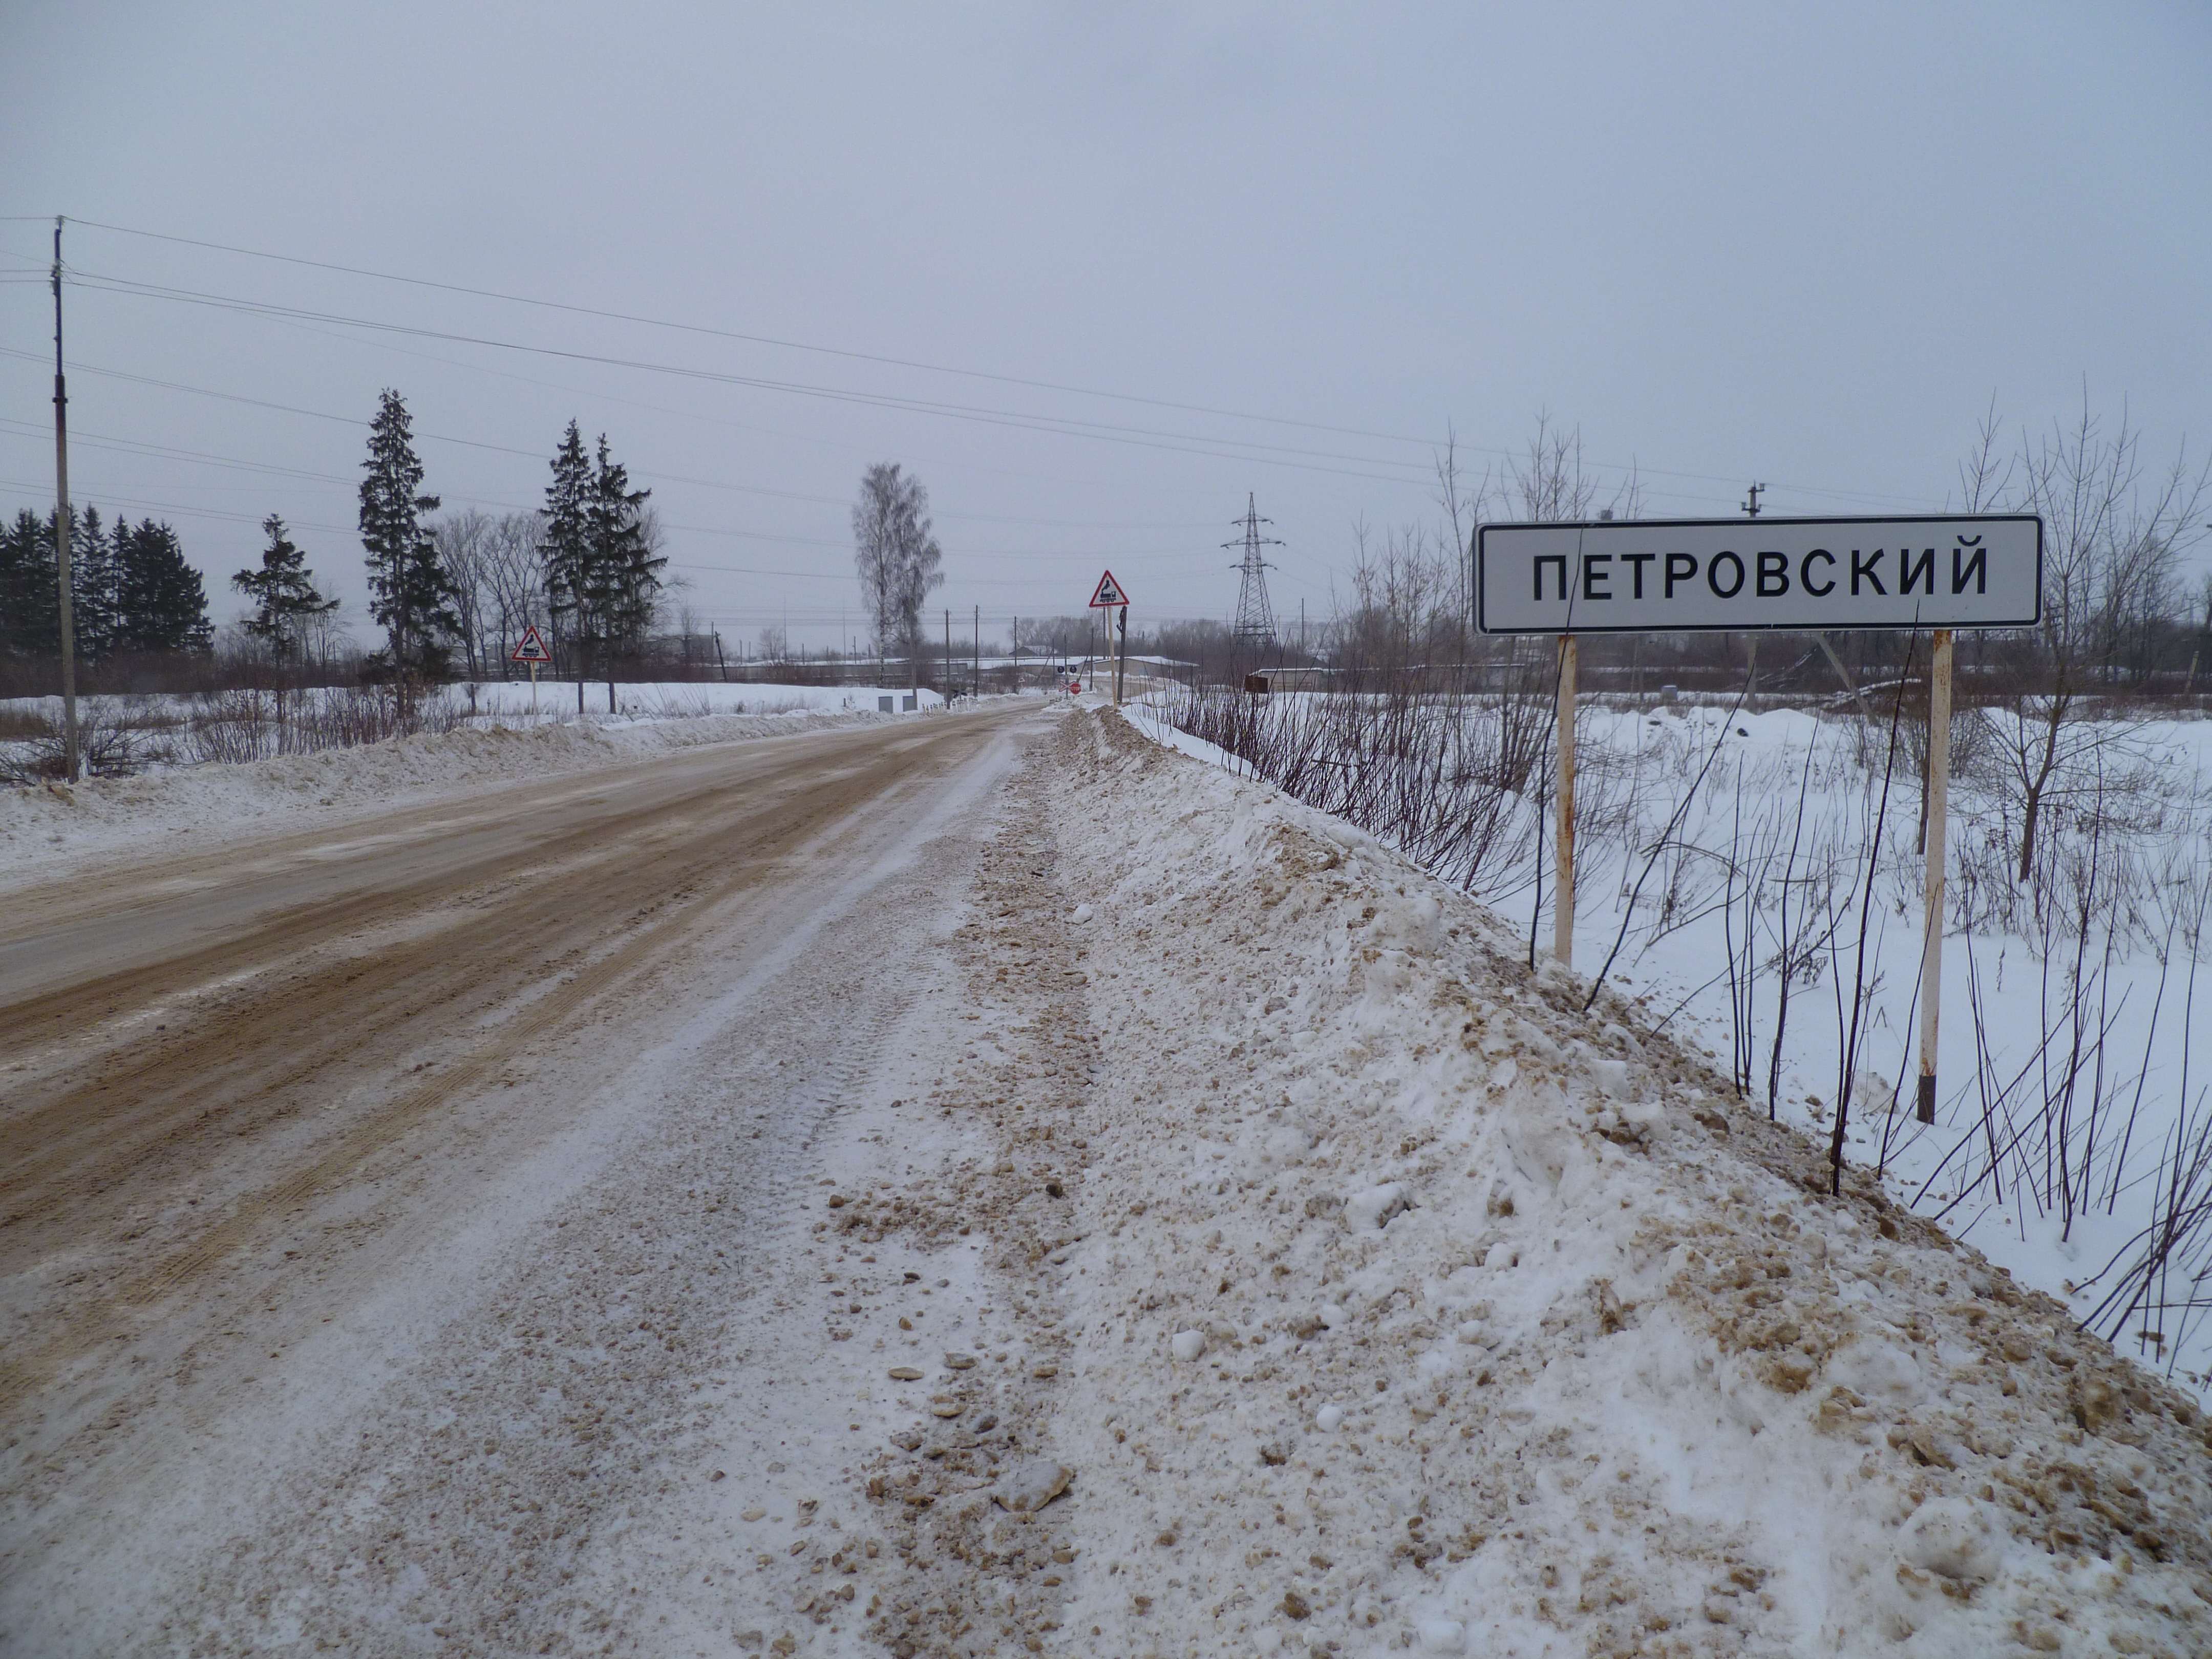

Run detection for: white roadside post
[[1918, 628, 1953, 1123], [1474, 515, 2041, 1122], [1554, 632, 1577, 968]]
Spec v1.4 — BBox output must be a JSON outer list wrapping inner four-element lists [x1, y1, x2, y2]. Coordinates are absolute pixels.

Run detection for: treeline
[[327, 392, 669, 690], [0, 507, 212, 657], [1, 389, 679, 698], [0, 507, 212, 693], [1249, 403, 2212, 704]]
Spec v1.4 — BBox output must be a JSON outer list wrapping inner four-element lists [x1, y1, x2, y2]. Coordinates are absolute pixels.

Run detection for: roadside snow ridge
[[984, 708, 2212, 1658]]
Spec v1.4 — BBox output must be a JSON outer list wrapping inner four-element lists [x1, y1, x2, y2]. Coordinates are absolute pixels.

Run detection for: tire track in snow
[[0, 708, 1028, 1655]]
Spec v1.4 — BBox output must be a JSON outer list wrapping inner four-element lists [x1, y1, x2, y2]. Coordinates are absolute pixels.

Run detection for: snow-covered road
[[4, 699, 2208, 1657], [1, 706, 1037, 1652]]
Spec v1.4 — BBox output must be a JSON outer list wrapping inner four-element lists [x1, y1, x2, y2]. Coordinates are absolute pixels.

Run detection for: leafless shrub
[[1166, 682, 1553, 897], [1959, 396, 2211, 880], [636, 687, 718, 720], [180, 684, 463, 764], [0, 697, 180, 783]]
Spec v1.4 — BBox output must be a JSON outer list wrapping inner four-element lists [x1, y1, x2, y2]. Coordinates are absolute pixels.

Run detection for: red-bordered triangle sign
[[1088, 570, 1129, 608], [509, 625, 554, 663]]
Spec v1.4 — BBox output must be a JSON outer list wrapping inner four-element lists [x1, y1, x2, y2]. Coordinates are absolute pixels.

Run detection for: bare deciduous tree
[[1966, 393, 2210, 878], [852, 463, 943, 689], [436, 509, 551, 678], [482, 512, 548, 675], [1506, 412, 1643, 525], [432, 509, 496, 679]]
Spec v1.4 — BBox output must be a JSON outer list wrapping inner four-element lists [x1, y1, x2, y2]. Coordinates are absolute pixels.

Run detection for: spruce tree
[[0, 509, 58, 657], [539, 421, 594, 675], [115, 519, 211, 652], [233, 515, 336, 660], [538, 426, 661, 703], [588, 435, 661, 661], [70, 506, 120, 659], [358, 389, 457, 681]]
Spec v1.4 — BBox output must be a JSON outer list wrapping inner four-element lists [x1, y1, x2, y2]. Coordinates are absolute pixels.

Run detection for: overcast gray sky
[[4, 2, 2207, 651]]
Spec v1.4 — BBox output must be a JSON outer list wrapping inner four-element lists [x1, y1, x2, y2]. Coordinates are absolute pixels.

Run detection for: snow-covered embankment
[[1013, 708, 2209, 1655], [0, 704, 892, 895]]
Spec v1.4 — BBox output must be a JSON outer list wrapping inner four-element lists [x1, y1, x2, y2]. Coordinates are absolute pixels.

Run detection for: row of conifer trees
[[0, 506, 211, 662], [0, 389, 666, 691]]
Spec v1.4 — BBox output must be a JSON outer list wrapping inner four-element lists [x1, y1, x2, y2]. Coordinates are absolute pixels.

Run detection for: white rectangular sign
[[1474, 515, 2041, 634]]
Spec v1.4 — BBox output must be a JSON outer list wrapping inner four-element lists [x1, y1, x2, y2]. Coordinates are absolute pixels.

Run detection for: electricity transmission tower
[[1227, 494, 1281, 654]]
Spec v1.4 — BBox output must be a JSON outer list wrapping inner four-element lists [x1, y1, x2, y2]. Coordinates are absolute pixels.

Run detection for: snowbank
[[1022, 708, 2209, 1656], [1128, 690, 2212, 1401], [0, 702, 911, 896], [452, 678, 946, 720]]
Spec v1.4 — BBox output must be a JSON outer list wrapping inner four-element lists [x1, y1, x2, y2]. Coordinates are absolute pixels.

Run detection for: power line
[[0, 415, 357, 485], [62, 267, 1444, 487], [200, 294, 1268, 514], [9, 260, 1953, 514], [23, 232, 1961, 511], [65, 216, 1453, 453], [0, 417, 1235, 566], [6, 232, 1972, 534]]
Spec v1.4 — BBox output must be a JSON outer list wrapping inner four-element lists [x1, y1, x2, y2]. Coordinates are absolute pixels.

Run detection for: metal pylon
[[1228, 494, 1281, 648]]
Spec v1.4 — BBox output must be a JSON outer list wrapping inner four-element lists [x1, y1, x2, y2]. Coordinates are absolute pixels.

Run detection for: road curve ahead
[[0, 704, 1029, 1653]]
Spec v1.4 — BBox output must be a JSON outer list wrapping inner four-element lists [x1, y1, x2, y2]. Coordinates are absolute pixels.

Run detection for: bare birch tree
[[851, 463, 943, 689], [1507, 412, 1643, 524], [482, 512, 547, 676], [432, 509, 496, 679]]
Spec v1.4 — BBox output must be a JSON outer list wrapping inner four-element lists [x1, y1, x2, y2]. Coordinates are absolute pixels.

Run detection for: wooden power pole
[[50, 218, 80, 784]]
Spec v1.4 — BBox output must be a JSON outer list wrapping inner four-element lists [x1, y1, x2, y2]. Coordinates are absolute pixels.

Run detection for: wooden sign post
[[1476, 515, 2043, 1121], [1917, 628, 1954, 1122], [1554, 632, 1577, 968]]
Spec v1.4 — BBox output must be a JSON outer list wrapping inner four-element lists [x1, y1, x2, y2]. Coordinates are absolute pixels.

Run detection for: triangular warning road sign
[[1088, 570, 1129, 608], [509, 625, 554, 663]]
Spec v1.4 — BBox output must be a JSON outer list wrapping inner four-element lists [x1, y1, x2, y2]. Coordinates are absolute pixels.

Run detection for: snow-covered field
[[1141, 692, 2212, 1411], [0, 676, 942, 752], [452, 677, 949, 721], [0, 681, 953, 895]]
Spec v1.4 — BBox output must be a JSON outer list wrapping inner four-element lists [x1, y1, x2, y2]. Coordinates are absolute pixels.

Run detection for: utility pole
[[972, 604, 980, 700], [50, 218, 80, 784], [944, 607, 952, 703], [1741, 481, 1766, 519]]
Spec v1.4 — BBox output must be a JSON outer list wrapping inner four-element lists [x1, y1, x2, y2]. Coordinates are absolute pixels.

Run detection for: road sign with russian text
[[1474, 515, 2041, 635]]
